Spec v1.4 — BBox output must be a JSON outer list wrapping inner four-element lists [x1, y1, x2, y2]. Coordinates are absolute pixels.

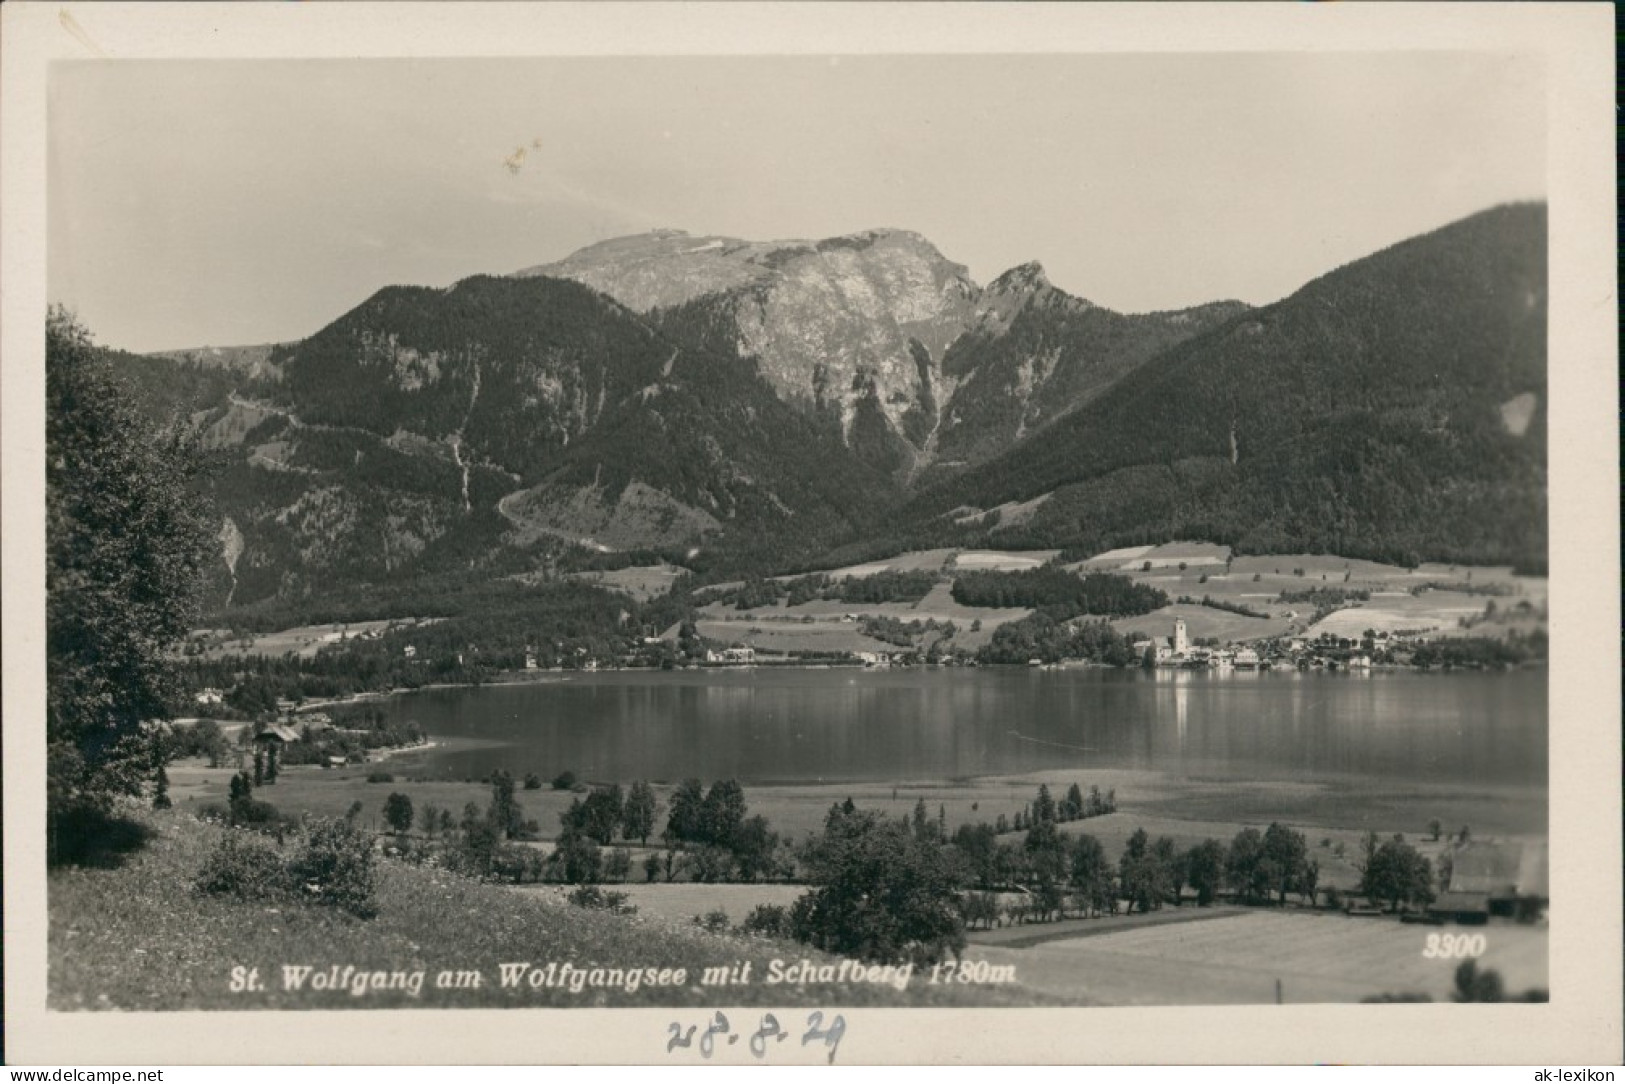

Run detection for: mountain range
[[126, 202, 1547, 616]]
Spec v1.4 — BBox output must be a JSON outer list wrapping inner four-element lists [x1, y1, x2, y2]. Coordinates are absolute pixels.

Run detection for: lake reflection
[[376, 667, 1547, 790]]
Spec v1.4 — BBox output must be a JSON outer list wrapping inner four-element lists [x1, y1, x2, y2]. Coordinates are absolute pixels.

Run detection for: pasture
[[566, 562, 688, 602], [960, 910, 1548, 1005], [188, 617, 438, 660]]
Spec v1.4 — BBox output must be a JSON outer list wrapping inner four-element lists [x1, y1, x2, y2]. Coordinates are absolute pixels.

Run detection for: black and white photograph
[[4, 1, 1618, 1067]]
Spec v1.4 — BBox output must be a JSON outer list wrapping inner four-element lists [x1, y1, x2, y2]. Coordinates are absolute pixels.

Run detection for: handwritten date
[[668, 1010, 845, 1063]]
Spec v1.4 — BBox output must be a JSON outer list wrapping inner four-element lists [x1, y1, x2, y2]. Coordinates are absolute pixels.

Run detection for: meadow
[[48, 808, 1039, 1011], [960, 910, 1548, 1005]]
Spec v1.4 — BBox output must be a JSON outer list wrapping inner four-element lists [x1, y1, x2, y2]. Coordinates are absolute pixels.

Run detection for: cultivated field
[[697, 581, 1032, 654], [815, 547, 1060, 580], [691, 619, 900, 656], [960, 910, 1548, 1005], [1112, 602, 1293, 645], [1075, 541, 1232, 571]]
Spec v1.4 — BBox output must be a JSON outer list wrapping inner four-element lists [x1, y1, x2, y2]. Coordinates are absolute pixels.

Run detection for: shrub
[[229, 798, 291, 834], [567, 884, 637, 915], [551, 770, 578, 791], [523, 772, 543, 790], [739, 904, 792, 939], [366, 771, 394, 784], [693, 908, 730, 934], [195, 830, 289, 901], [288, 817, 377, 917]]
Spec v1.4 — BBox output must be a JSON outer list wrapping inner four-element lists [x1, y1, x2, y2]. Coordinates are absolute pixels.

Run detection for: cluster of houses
[[1143, 619, 1298, 670], [1428, 838, 1549, 925], [1140, 618, 1446, 671]]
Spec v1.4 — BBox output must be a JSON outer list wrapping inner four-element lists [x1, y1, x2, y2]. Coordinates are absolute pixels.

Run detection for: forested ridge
[[904, 203, 1548, 571]]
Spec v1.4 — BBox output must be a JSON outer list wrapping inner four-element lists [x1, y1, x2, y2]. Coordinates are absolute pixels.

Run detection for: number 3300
[[1423, 932, 1486, 959]]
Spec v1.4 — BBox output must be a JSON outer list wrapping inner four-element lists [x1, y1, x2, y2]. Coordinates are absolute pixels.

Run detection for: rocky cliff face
[[519, 228, 980, 473], [518, 228, 1240, 479]]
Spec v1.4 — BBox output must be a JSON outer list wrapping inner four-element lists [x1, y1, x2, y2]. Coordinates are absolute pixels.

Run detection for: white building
[[1173, 617, 1189, 657]]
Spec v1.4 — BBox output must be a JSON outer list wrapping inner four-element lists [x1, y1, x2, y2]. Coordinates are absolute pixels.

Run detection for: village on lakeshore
[[176, 542, 1548, 683]]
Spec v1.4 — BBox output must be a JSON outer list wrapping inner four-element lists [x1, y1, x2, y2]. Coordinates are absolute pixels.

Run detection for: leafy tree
[[553, 828, 602, 884], [682, 844, 735, 884], [791, 804, 966, 965], [911, 798, 932, 841], [1023, 818, 1068, 886], [605, 847, 633, 883], [1184, 839, 1226, 906], [1360, 835, 1435, 912], [1226, 827, 1272, 904], [622, 780, 658, 844], [698, 779, 747, 849], [1261, 822, 1311, 905], [563, 787, 623, 845], [1033, 784, 1057, 825], [664, 778, 705, 845], [1118, 828, 1171, 913], [46, 310, 213, 844], [1063, 782, 1085, 821], [487, 769, 524, 837], [383, 792, 414, 834], [1152, 836, 1185, 905], [949, 823, 1000, 890], [732, 815, 781, 883], [1068, 834, 1115, 916]]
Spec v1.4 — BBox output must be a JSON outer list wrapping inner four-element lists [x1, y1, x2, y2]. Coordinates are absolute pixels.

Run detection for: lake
[[376, 666, 1547, 792]]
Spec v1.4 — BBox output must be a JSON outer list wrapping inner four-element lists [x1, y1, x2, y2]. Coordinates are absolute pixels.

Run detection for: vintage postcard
[[3, 1, 1618, 1066]]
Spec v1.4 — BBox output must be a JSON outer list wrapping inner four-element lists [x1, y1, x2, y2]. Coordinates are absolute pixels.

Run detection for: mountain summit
[[520, 228, 1237, 479]]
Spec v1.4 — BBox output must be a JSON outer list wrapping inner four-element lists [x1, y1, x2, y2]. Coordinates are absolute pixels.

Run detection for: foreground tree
[[1068, 834, 1116, 916], [1261, 822, 1312, 905], [1225, 827, 1273, 904], [1184, 839, 1226, 906], [1361, 835, 1436, 912], [47, 309, 213, 857], [383, 792, 414, 835], [791, 803, 965, 965], [621, 780, 658, 844]]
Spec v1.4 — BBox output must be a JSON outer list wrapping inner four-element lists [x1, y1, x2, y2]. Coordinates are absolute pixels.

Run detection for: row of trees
[[951, 568, 1168, 619]]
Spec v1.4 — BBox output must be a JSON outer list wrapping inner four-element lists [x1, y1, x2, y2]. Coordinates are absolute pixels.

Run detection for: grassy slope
[[48, 808, 1041, 1011]]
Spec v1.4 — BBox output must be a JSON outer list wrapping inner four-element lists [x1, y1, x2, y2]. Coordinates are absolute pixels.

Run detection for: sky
[[49, 53, 1545, 353]]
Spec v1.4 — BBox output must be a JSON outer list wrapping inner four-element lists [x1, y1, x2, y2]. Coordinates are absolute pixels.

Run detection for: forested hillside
[[925, 267, 1248, 478], [107, 203, 1549, 623], [906, 203, 1548, 571]]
